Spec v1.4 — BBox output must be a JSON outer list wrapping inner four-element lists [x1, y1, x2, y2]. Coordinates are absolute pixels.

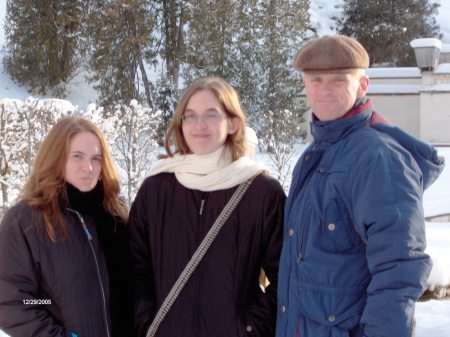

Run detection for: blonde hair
[[164, 77, 247, 161], [20, 116, 127, 241]]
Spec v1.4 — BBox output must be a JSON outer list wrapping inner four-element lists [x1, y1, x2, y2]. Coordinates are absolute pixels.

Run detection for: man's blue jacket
[[276, 99, 445, 337]]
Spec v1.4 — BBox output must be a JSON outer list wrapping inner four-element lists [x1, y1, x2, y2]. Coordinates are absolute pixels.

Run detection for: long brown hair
[[164, 77, 247, 161], [20, 116, 128, 241]]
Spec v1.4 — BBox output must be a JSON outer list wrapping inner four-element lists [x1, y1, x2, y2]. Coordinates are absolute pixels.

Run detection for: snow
[[366, 67, 422, 78], [424, 147, 450, 218], [426, 222, 450, 290], [410, 38, 443, 49], [368, 84, 427, 94], [416, 299, 450, 337], [0, 1, 449, 337]]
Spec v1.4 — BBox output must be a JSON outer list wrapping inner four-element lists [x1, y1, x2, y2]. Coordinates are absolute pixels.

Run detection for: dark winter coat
[[128, 172, 285, 337], [276, 99, 445, 337], [0, 184, 136, 337]]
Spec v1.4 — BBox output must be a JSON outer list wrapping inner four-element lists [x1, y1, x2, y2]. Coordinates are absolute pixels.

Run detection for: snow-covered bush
[[257, 109, 306, 190], [0, 97, 162, 213]]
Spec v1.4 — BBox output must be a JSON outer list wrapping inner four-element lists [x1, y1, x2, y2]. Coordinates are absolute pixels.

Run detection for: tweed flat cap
[[294, 35, 369, 73]]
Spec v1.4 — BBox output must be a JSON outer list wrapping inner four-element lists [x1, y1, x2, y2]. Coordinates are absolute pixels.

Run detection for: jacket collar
[[310, 98, 373, 145]]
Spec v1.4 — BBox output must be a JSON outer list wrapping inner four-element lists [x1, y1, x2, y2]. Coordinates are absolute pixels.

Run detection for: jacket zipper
[[66, 208, 111, 337], [199, 198, 205, 215], [296, 206, 311, 265]]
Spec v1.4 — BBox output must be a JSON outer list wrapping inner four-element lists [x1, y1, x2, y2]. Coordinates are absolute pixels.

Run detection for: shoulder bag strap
[[146, 174, 257, 337]]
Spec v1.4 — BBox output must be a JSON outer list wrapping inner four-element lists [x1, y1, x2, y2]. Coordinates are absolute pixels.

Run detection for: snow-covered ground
[[0, 1, 449, 337]]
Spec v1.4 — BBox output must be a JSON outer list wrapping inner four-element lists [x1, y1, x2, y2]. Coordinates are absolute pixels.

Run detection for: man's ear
[[357, 75, 370, 98], [228, 117, 241, 135]]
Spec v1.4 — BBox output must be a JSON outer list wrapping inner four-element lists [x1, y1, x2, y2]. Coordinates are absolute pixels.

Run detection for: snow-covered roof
[[367, 84, 426, 94], [367, 67, 421, 78]]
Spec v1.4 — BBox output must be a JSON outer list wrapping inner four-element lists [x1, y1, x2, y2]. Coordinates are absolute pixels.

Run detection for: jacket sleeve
[[128, 181, 156, 337], [0, 206, 69, 337], [350, 142, 432, 337], [244, 179, 286, 337]]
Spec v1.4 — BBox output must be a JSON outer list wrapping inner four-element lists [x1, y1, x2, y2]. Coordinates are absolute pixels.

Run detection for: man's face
[[303, 71, 369, 121]]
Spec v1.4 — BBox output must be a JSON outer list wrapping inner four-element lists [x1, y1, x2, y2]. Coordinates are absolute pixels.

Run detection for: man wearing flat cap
[[276, 35, 444, 337]]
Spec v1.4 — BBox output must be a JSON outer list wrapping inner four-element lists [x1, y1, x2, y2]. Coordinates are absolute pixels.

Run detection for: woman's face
[[181, 90, 239, 155], [64, 131, 102, 192]]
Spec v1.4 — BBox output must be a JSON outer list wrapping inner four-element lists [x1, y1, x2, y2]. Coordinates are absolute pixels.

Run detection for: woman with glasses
[[0, 117, 135, 337], [129, 77, 285, 337]]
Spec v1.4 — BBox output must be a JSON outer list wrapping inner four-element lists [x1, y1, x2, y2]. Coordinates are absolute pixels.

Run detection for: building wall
[[420, 91, 450, 144], [367, 93, 421, 137]]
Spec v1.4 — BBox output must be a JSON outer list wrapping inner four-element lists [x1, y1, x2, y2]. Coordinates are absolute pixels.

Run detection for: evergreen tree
[[337, 0, 441, 66], [85, 0, 156, 108], [153, 76, 178, 144], [3, 0, 83, 95], [182, 0, 310, 119], [183, 0, 236, 83], [256, 0, 310, 119], [160, 0, 186, 91], [150, 0, 187, 133]]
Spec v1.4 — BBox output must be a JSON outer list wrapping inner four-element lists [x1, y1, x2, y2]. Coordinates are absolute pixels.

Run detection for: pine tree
[[3, 0, 83, 95], [150, 0, 187, 134], [256, 0, 310, 116], [182, 0, 310, 123], [160, 0, 186, 91], [183, 0, 237, 83], [337, 0, 441, 66], [251, 0, 309, 188], [85, 0, 156, 108]]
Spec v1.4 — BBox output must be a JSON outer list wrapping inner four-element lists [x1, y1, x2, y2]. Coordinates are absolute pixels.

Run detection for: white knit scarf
[[149, 146, 267, 191]]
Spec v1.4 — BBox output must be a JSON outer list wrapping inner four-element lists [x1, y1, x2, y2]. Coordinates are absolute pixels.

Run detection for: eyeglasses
[[181, 112, 227, 124]]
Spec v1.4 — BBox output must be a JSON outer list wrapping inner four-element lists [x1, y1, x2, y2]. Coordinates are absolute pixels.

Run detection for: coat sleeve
[[350, 142, 432, 337], [243, 178, 286, 337], [0, 206, 69, 337], [128, 181, 157, 337]]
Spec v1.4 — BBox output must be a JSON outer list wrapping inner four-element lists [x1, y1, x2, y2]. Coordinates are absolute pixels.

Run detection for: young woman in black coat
[[129, 77, 286, 337], [0, 117, 136, 337]]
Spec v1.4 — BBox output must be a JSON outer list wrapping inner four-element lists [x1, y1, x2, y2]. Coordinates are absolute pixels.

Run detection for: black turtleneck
[[66, 182, 105, 216]]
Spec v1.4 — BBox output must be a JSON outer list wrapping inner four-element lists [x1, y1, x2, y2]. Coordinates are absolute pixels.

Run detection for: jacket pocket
[[294, 281, 365, 330], [321, 199, 364, 253]]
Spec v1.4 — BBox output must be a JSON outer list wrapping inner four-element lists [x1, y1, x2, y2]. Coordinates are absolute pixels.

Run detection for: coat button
[[328, 223, 336, 231], [296, 253, 302, 264], [246, 325, 253, 332], [288, 228, 294, 236], [305, 155, 311, 161], [280, 305, 286, 312], [328, 315, 336, 322]]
